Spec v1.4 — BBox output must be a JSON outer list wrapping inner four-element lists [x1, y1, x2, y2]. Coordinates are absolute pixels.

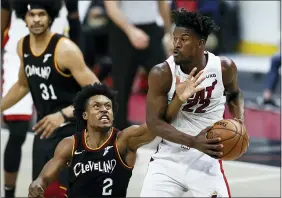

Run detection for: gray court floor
[[1, 129, 281, 197]]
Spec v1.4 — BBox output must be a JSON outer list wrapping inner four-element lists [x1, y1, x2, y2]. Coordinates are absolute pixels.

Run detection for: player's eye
[[105, 104, 112, 109]]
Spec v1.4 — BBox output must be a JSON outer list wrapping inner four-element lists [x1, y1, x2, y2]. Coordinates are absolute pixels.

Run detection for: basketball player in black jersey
[[1, 0, 81, 197], [0, 1, 99, 197], [28, 74, 207, 198]]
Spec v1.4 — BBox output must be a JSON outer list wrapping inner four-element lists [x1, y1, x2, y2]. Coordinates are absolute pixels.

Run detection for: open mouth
[[99, 115, 109, 122], [173, 50, 181, 56]]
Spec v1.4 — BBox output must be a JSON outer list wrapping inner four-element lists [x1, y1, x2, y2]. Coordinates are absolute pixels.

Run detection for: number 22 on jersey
[[40, 83, 57, 100], [182, 80, 217, 113]]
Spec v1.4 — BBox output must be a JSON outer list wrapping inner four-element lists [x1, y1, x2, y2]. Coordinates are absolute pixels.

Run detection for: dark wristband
[[60, 110, 69, 122]]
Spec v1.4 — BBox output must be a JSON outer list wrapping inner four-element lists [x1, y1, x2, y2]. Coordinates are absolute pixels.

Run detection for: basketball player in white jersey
[[141, 9, 245, 197], [1, 0, 69, 197]]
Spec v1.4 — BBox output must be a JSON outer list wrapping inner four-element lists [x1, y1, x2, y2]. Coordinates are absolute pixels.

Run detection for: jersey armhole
[[114, 133, 134, 170], [165, 56, 176, 99], [68, 135, 77, 167], [218, 56, 226, 90], [54, 37, 72, 78], [71, 135, 78, 157]]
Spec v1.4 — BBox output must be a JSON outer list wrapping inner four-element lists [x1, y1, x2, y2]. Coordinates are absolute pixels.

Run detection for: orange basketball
[[206, 119, 249, 160]]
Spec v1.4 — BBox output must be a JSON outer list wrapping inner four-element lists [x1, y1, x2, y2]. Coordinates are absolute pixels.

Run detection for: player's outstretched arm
[[1, 38, 30, 112], [220, 57, 245, 124], [28, 137, 73, 198], [117, 124, 156, 152], [165, 68, 205, 122]]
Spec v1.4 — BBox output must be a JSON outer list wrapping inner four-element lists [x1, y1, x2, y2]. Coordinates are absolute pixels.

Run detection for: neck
[[30, 30, 52, 44], [85, 125, 112, 148], [180, 53, 207, 75]]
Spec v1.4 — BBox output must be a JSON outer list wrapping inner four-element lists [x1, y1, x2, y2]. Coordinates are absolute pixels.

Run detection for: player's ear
[[82, 112, 88, 120], [198, 39, 205, 48]]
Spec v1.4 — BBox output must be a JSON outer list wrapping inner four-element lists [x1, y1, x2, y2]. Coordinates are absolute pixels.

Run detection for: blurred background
[[1, 0, 281, 197]]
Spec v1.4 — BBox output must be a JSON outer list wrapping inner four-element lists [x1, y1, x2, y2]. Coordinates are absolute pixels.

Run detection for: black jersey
[[68, 128, 133, 197], [22, 33, 81, 120]]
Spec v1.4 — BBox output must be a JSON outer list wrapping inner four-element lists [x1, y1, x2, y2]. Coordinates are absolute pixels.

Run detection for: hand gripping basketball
[[191, 126, 223, 158]]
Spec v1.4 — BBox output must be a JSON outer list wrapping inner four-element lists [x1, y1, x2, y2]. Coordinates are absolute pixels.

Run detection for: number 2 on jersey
[[102, 178, 113, 195], [182, 80, 217, 113], [40, 83, 57, 100]]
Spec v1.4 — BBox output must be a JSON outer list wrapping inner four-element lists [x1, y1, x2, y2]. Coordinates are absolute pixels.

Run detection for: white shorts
[[2, 52, 33, 120], [140, 143, 231, 197]]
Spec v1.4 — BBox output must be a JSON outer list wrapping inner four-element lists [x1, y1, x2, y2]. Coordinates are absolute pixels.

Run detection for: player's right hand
[[192, 126, 224, 159], [28, 181, 44, 198]]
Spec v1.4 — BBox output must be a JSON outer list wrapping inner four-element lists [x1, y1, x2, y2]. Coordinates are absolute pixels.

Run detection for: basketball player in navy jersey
[[141, 9, 245, 197], [28, 75, 210, 197], [1, 0, 80, 197], [0, 0, 99, 197]]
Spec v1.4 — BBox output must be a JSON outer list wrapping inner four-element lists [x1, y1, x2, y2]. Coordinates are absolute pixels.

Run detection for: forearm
[[147, 119, 194, 147], [61, 105, 75, 118], [1, 82, 29, 112], [165, 96, 183, 122], [105, 2, 134, 35], [158, 1, 172, 34], [37, 159, 65, 190], [227, 92, 245, 121]]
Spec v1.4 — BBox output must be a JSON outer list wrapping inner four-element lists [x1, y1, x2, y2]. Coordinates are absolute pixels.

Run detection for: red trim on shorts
[[218, 160, 231, 197], [3, 115, 32, 121]]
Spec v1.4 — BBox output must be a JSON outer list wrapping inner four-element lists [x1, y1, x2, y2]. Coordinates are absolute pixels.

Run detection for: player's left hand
[[175, 67, 206, 102], [33, 112, 65, 139]]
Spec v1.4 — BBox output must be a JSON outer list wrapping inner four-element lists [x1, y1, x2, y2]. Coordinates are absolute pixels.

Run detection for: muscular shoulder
[[54, 136, 74, 159], [55, 37, 84, 69], [148, 61, 172, 93], [219, 56, 238, 86], [16, 37, 25, 58], [56, 37, 80, 55]]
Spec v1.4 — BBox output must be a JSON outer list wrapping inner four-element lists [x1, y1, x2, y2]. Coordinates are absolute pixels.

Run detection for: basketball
[[206, 119, 249, 160]]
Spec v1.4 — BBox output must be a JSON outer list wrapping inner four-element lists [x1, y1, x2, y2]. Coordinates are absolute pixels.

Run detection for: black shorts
[[32, 123, 77, 188]]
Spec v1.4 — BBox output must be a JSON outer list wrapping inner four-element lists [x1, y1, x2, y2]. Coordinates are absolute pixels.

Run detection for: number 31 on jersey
[[40, 83, 57, 100]]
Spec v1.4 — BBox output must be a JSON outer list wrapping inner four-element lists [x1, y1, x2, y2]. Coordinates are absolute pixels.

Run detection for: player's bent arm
[[31, 137, 73, 190], [146, 64, 196, 147], [117, 93, 187, 151], [165, 96, 184, 122], [118, 124, 156, 151], [0, 38, 30, 112], [220, 57, 245, 122], [55, 38, 100, 118]]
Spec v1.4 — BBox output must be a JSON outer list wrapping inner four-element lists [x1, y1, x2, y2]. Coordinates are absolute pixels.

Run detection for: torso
[[68, 128, 133, 197], [153, 51, 226, 164], [22, 33, 81, 121], [167, 51, 226, 136]]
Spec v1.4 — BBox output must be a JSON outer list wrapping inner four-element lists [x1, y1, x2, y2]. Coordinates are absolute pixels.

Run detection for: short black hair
[[73, 83, 118, 132], [11, 0, 62, 26], [172, 8, 220, 41]]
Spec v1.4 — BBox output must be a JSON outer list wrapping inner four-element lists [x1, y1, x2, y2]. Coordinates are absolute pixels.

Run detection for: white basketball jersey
[[160, 52, 226, 149], [4, 6, 69, 55]]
